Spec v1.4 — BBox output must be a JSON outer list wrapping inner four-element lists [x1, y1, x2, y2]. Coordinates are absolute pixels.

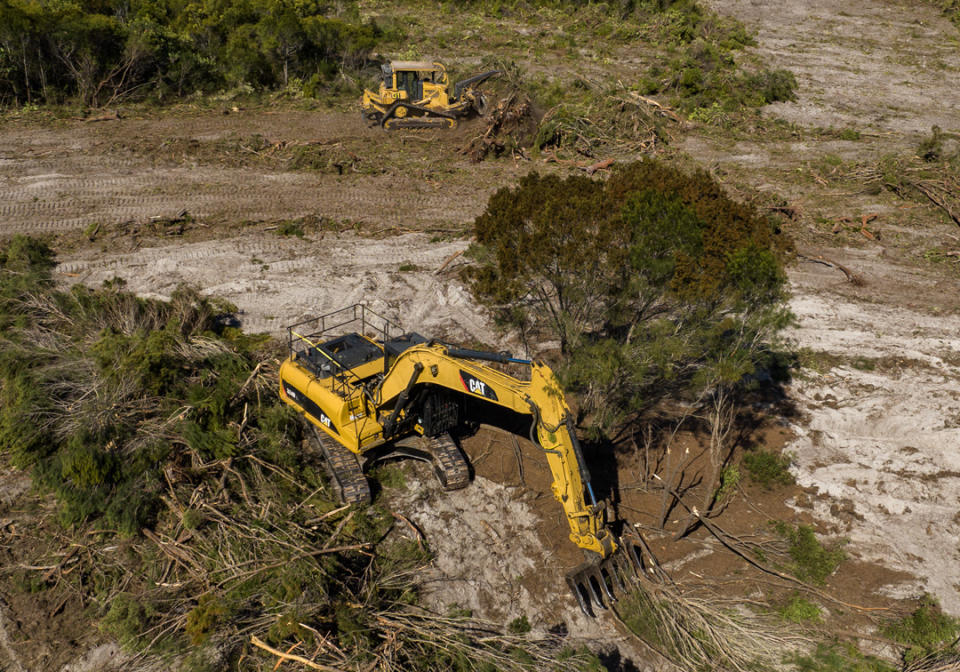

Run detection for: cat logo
[[283, 382, 338, 434], [459, 370, 498, 401]]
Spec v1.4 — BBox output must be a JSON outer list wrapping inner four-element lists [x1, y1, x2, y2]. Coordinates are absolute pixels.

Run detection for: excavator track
[[423, 433, 470, 490], [310, 426, 371, 505]]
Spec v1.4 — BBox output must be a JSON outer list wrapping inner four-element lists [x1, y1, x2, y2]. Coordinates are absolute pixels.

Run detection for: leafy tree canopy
[[467, 159, 792, 431]]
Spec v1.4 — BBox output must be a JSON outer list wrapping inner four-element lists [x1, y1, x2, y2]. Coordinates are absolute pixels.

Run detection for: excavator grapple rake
[[567, 530, 654, 616]]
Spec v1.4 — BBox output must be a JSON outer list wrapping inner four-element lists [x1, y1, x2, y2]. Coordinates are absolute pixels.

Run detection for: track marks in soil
[[0, 111, 514, 235], [57, 231, 496, 344], [785, 268, 960, 613]]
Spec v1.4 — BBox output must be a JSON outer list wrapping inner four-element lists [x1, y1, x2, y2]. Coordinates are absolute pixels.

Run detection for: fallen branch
[[797, 253, 864, 286], [584, 158, 615, 175], [627, 91, 683, 123], [654, 477, 889, 613], [83, 110, 121, 122], [434, 249, 463, 274], [911, 180, 960, 226], [250, 636, 347, 672]]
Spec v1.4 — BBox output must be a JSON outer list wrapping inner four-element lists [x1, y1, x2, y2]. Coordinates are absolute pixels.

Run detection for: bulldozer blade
[[566, 529, 652, 617]]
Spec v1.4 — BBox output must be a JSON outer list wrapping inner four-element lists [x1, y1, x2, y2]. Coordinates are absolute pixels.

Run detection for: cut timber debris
[[459, 92, 537, 162], [542, 152, 615, 174], [83, 110, 121, 122], [251, 636, 346, 672]]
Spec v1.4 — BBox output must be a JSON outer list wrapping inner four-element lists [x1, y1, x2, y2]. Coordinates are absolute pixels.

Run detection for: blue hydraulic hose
[[586, 482, 598, 508]]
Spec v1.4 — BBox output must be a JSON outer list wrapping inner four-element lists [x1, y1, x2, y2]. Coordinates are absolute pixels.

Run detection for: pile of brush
[[459, 91, 538, 162]]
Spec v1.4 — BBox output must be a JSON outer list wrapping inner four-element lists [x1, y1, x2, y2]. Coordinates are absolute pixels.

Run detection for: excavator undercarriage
[[278, 304, 647, 615]]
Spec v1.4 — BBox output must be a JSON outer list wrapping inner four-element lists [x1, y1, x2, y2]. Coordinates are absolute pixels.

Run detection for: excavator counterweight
[[277, 304, 644, 615]]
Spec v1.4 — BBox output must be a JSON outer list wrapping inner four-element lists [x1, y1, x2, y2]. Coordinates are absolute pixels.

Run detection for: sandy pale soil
[[786, 259, 960, 613], [56, 231, 492, 343]]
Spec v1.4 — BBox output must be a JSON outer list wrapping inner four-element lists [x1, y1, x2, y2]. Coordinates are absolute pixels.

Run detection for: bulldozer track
[[0, 172, 473, 234], [310, 425, 371, 505]]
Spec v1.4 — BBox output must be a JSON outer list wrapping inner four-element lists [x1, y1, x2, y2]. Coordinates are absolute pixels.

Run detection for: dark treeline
[[0, 0, 385, 107]]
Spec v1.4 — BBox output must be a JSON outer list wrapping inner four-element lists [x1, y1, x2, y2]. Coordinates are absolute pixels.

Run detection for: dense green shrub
[[773, 523, 845, 585], [0, 0, 384, 106], [467, 159, 791, 431], [0, 237, 285, 533], [743, 450, 795, 489]]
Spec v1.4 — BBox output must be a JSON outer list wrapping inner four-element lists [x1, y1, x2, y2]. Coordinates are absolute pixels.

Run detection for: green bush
[[786, 641, 896, 672], [773, 523, 845, 585], [779, 594, 822, 623], [743, 450, 795, 489], [185, 594, 229, 646], [508, 615, 531, 634], [468, 159, 791, 432], [100, 593, 157, 651], [884, 594, 960, 664]]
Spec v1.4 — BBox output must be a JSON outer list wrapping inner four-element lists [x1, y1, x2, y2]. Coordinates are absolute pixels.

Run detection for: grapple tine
[[596, 567, 616, 603], [586, 572, 608, 610], [566, 575, 594, 617], [622, 533, 646, 575], [605, 560, 626, 594]]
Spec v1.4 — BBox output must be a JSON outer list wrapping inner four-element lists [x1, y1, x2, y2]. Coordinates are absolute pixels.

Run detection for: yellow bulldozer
[[277, 304, 652, 616], [361, 61, 499, 130]]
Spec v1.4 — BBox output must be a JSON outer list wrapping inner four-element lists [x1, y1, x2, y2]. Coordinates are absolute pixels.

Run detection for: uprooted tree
[[466, 159, 793, 529]]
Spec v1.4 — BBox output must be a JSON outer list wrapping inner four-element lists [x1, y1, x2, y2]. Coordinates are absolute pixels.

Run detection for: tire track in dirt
[[0, 167, 479, 233], [705, 0, 960, 136]]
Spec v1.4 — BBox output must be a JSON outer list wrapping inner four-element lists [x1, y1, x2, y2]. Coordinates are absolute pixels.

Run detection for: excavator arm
[[372, 344, 617, 558]]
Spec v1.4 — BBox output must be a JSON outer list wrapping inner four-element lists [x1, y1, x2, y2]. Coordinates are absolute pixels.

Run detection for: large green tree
[[467, 160, 792, 508]]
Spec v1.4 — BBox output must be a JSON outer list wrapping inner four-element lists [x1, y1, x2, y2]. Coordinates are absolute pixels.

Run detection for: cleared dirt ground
[[1, 0, 960, 669]]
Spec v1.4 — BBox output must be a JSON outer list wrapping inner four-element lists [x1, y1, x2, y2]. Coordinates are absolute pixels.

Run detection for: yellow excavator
[[361, 61, 498, 130], [277, 304, 651, 615]]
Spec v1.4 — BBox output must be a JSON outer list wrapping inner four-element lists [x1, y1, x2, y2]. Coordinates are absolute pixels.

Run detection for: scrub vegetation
[[0, 235, 601, 670]]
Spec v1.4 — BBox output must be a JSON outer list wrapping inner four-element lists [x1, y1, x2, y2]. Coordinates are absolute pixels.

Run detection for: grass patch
[[370, 463, 407, 489], [786, 641, 896, 672], [772, 523, 845, 585], [276, 221, 305, 238], [778, 594, 822, 624], [743, 450, 795, 489], [884, 594, 960, 665]]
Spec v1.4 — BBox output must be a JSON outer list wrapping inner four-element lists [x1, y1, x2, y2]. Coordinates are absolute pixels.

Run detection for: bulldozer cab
[[381, 61, 448, 101]]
